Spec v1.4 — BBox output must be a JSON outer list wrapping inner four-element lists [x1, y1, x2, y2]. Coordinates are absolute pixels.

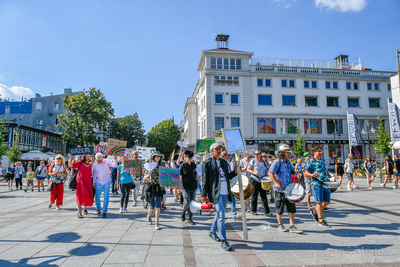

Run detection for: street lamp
[[361, 122, 376, 157], [332, 120, 342, 161]]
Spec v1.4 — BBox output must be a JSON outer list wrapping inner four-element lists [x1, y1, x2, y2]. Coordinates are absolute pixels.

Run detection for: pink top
[[92, 158, 118, 185]]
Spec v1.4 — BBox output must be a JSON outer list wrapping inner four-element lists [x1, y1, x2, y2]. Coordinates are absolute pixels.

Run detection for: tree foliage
[[292, 128, 305, 158], [374, 116, 393, 156], [0, 118, 8, 159], [57, 88, 114, 147], [107, 114, 146, 148], [147, 119, 180, 159], [6, 133, 22, 162]]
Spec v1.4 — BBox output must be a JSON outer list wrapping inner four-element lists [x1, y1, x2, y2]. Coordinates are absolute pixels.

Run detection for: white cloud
[[273, 0, 297, 8], [0, 84, 34, 101], [315, 0, 367, 12]]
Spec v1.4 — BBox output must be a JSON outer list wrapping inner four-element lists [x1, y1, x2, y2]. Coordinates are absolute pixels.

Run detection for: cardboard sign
[[105, 138, 127, 156], [196, 139, 215, 153], [69, 146, 95, 156], [213, 130, 224, 143], [159, 166, 180, 188], [123, 159, 137, 168], [93, 144, 106, 154], [137, 146, 156, 160], [221, 128, 246, 153]]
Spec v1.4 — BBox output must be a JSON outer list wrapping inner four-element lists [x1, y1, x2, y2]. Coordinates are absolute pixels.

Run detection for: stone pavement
[[0, 177, 400, 267]]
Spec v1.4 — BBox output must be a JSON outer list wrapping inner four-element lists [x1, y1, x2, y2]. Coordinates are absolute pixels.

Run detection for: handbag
[[69, 162, 83, 190], [48, 181, 53, 191]]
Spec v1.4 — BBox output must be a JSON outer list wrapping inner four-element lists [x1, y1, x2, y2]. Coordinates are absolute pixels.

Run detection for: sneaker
[[289, 225, 303, 234], [124, 208, 127, 213], [368, 186, 372, 190], [188, 219, 195, 225], [233, 214, 242, 220], [209, 232, 221, 242], [56, 206, 60, 210], [221, 240, 232, 251], [264, 212, 273, 217], [48, 203, 52, 209], [310, 209, 318, 222], [181, 213, 186, 222], [318, 219, 331, 228], [102, 213, 107, 218], [278, 224, 288, 232], [135, 201, 138, 205], [132, 202, 136, 207], [31, 189, 33, 192], [24, 189, 27, 192], [323, 207, 329, 211], [347, 186, 353, 191], [119, 208, 123, 213], [246, 206, 251, 212], [353, 185, 359, 189], [393, 185, 398, 189], [339, 186, 342, 189], [147, 215, 152, 225], [251, 211, 258, 216], [381, 184, 386, 188], [155, 223, 161, 230]]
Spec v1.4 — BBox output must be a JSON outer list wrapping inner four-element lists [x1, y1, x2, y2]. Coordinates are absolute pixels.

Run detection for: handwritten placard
[[137, 146, 156, 160], [159, 166, 180, 188], [69, 146, 95, 156], [196, 139, 215, 153], [105, 138, 127, 156], [221, 128, 246, 153], [123, 159, 137, 169]]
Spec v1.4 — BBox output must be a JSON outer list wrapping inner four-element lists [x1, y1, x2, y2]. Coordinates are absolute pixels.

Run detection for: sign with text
[[137, 146, 156, 160], [221, 128, 246, 153], [196, 139, 215, 153], [105, 138, 127, 156], [159, 166, 180, 188], [69, 146, 95, 156], [123, 159, 137, 169]]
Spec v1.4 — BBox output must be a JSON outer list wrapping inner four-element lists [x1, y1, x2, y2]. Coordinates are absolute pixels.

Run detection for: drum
[[326, 171, 338, 193], [261, 177, 273, 191], [230, 175, 254, 200], [284, 183, 305, 203]]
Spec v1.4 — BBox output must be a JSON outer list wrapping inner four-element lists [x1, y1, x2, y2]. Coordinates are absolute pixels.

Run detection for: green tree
[[57, 88, 114, 147], [374, 116, 393, 156], [107, 114, 146, 147], [292, 128, 305, 158], [147, 119, 180, 159], [0, 118, 9, 159], [6, 133, 22, 162]]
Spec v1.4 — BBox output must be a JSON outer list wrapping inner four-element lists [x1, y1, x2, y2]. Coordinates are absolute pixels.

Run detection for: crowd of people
[[2, 144, 400, 252]]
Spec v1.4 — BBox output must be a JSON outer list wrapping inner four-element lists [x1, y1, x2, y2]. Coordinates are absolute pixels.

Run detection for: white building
[[183, 35, 396, 165]]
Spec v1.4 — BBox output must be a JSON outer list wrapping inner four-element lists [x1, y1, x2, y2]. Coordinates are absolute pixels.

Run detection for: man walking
[[130, 151, 143, 206], [304, 146, 331, 228], [180, 150, 198, 225], [92, 153, 118, 217], [201, 143, 237, 251], [221, 151, 242, 220]]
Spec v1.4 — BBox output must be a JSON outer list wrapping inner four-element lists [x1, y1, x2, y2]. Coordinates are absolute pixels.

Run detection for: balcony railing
[[214, 79, 239, 85]]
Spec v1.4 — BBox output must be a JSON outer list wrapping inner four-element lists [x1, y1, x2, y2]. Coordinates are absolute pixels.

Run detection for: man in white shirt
[[92, 153, 118, 217]]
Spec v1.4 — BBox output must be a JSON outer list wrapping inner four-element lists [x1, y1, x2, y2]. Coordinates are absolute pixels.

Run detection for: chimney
[[35, 93, 41, 98]]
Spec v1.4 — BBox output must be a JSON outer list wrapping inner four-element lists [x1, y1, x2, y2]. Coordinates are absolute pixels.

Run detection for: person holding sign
[[116, 156, 134, 213], [130, 151, 143, 206], [180, 150, 198, 225], [201, 143, 237, 251], [143, 151, 164, 230], [92, 153, 118, 218], [170, 153, 182, 202]]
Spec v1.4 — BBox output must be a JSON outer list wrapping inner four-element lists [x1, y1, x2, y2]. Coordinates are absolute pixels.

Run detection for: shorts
[[274, 191, 296, 215], [27, 180, 34, 186], [6, 175, 14, 181], [305, 182, 313, 196], [337, 172, 344, 177], [395, 172, 399, 177], [37, 177, 46, 181], [149, 195, 162, 209], [46, 174, 51, 180], [366, 168, 373, 174], [311, 184, 331, 203], [347, 173, 353, 181]]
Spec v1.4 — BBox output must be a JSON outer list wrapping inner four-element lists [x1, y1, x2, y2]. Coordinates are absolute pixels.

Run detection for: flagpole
[[347, 111, 351, 157], [388, 98, 395, 159]]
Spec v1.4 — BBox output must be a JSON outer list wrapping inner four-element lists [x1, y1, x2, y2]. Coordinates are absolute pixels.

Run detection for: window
[[281, 119, 299, 134], [327, 119, 343, 134], [346, 82, 351, 90], [215, 117, 224, 130], [215, 94, 223, 104], [37, 120, 43, 126], [258, 95, 272, 106], [312, 81, 317, 88], [217, 58, 222, 69], [282, 95, 296, 106], [257, 118, 276, 134], [374, 83, 380, 90], [54, 103, 59, 109], [5, 105, 10, 111], [281, 79, 287, 87], [224, 58, 229, 69], [367, 83, 372, 90], [353, 82, 359, 90], [257, 79, 263, 86], [289, 80, 295, 88], [304, 119, 322, 134], [231, 94, 239, 105], [304, 80, 309, 88], [325, 81, 331, 89], [332, 81, 338, 89], [214, 76, 239, 85], [390, 98, 393, 103], [211, 58, 216, 69], [305, 96, 318, 107], [35, 102, 42, 109], [388, 84, 391, 91], [348, 97, 360, 107], [230, 59, 235, 70], [327, 97, 339, 107], [265, 79, 271, 87], [369, 98, 381, 108], [236, 59, 241, 70], [346, 82, 359, 90], [55, 118, 59, 125], [231, 117, 240, 127], [211, 57, 241, 70]]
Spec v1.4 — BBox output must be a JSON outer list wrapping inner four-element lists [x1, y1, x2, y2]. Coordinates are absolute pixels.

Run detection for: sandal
[[78, 213, 83, 219], [84, 209, 88, 215]]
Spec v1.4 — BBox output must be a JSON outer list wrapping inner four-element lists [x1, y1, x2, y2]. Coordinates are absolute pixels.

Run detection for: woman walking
[[69, 154, 93, 218], [364, 155, 375, 189], [335, 158, 344, 189], [35, 161, 47, 192], [143, 151, 163, 230], [48, 155, 67, 210], [14, 162, 25, 190], [116, 156, 133, 213], [6, 162, 15, 191]]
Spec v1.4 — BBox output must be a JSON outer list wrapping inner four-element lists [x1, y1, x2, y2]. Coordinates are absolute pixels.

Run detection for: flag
[[389, 102, 400, 142], [347, 113, 364, 146]]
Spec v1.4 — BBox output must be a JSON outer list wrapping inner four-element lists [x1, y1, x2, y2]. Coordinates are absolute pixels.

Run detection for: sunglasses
[[56, 158, 62, 160], [254, 153, 260, 155]]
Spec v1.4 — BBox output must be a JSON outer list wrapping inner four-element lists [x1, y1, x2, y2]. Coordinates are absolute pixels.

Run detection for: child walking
[[24, 167, 35, 192]]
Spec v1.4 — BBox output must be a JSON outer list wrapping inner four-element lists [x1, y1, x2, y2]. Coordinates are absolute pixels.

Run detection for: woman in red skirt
[[48, 155, 67, 210], [69, 153, 93, 218]]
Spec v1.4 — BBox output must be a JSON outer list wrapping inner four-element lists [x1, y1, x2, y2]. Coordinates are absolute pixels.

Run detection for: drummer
[[268, 144, 303, 234], [304, 146, 331, 228]]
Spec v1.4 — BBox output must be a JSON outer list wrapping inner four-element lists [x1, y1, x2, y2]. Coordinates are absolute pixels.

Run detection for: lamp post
[[332, 120, 342, 162], [361, 122, 376, 157]]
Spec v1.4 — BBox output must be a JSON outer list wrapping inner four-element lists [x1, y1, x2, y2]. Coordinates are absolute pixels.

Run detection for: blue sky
[[0, 0, 399, 132]]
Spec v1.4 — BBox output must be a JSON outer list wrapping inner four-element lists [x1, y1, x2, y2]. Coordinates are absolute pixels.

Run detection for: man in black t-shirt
[[179, 150, 198, 225]]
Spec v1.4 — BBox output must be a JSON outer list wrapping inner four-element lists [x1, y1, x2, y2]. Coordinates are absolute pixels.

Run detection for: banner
[[389, 102, 400, 142], [159, 166, 180, 188], [347, 113, 363, 146], [196, 139, 215, 153], [123, 159, 137, 168], [137, 146, 156, 160], [105, 138, 127, 156], [69, 146, 94, 156]]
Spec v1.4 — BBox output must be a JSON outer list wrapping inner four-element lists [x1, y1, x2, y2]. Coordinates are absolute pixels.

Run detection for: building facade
[[183, 35, 396, 165]]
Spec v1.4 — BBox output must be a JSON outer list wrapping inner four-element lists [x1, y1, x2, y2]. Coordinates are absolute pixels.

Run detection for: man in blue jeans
[[221, 151, 241, 220], [304, 146, 331, 228], [180, 150, 198, 225], [201, 143, 237, 251]]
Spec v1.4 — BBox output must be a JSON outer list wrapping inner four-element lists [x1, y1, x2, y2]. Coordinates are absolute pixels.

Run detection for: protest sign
[[69, 146, 95, 156], [196, 139, 215, 153], [137, 146, 156, 160], [123, 159, 137, 168], [105, 138, 127, 156], [159, 166, 180, 188]]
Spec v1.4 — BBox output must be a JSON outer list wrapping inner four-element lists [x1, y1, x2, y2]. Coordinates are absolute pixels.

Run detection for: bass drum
[[284, 183, 305, 203], [230, 175, 254, 200]]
